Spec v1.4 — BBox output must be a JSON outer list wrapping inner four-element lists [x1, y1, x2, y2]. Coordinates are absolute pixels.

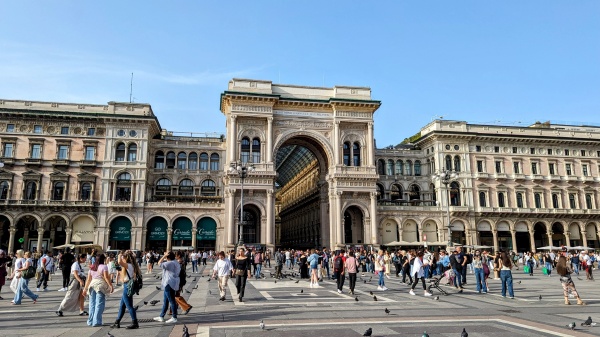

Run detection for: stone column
[[333, 121, 340, 165], [492, 230, 498, 253], [65, 228, 72, 245], [266, 117, 273, 163], [192, 226, 197, 251], [8, 227, 15, 253], [547, 232, 554, 248], [49, 229, 56, 250], [229, 115, 237, 163], [336, 191, 343, 248], [510, 230, 517, 253], [582, 230, 588, 248], [37, 227, 44, 252], [328, 192, 336, 250], [167, 228, 173, 251], [226, 189, 235, 246], [266, 189, 274, 248], [564, 232, 571, 247], [370, 191, 378, 247], [367, 122, 374, 166], [529, 230, 535, 252], [23, 229, 29, 250]]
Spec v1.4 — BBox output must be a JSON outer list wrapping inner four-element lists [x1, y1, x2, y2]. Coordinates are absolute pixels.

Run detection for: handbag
[[235, 270, 245, 276], [125, 268, 143, 296], [22, 265, 36, 279]]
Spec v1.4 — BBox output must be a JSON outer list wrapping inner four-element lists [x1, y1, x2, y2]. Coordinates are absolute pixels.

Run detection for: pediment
[[22, 170, 42, 178], [50, 170, 70, 181], [77, 172, 97, 182], [0, 169, 14, 179]]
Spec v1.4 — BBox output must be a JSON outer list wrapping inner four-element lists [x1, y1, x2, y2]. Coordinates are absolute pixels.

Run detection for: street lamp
[[229, 161, 255, 249], [432, 170, 459, 247]]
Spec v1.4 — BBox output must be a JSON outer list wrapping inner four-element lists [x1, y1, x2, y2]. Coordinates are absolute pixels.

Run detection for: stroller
[[427, 270, 454, 296]]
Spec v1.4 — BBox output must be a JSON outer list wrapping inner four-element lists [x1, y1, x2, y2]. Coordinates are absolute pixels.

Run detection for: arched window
[[343, 142, 350, 166], [80, 182, 92, 200], [414, 160, 422, 176], [534, 193, 542, 208], [188, 152, 198, 170], [396, 160, 403, 175], [387, 160, 394, 175], [165, 151, 176, 169], [154, 151, 165, 169], [155, 178, 171, 196], [445, 155, 452, 171], [241, 138, 250, 163], [391, 184, 403, 201], [179, 179, 194, 196], [552, 193, 559, 208], [430, 183, 436, 202], [24, 181, 37, 200], [498, 192, 506, 207], [450, 181, 460, 206], [117, 172, 131, 181], [201, 179, 216, 196], [115, 143, 125, 162], [377, 159, 385, 175], [454, 155, 461, 172], [377, 184, 385, 200], [115, 173, 131, 201], [127, 143, 137, 162], [252, 138, 261, 163], [200, 153, 209, 170], [52, 182, 65, 200], [0, 181, 8, 200], [405, 160, 413, 176], [353, 142, 360, 166], [210, 153, 220, 171], [516, 192, 524, 208], [479, 192, 487, 207], [177, 152, 187, 169], [409, 184, 420, 200]]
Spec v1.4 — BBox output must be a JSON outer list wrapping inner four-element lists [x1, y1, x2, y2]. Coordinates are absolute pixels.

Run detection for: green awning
[[110, 217, 131, 241], [197, 217, 216, 240], [173, 217, 192, 240], [148, 217, 168, 241]]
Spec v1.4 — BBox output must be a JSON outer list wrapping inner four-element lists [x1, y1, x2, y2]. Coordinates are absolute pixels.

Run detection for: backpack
[[334, 256, 343, 271], [126, 268, 143, 296]]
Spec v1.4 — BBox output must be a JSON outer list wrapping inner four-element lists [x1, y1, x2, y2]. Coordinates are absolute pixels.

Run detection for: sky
[[1, 1, 599, 147]]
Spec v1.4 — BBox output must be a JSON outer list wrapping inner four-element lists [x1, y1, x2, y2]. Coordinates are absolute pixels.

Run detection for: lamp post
[[229, 161, 255, 249], [433, 170, 458, 247]]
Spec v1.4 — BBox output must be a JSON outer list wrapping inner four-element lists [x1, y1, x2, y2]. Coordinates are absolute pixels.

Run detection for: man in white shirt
[[190, 251, 198, 274], [211, 251, 233, 301], [202, 251, 208, 266]]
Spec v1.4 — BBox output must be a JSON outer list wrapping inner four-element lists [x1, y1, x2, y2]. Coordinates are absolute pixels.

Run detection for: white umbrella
[[536, 246, 563, 250]]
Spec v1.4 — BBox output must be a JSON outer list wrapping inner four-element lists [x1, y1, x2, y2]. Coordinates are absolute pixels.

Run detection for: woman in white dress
[[56, 254, 88, 316]]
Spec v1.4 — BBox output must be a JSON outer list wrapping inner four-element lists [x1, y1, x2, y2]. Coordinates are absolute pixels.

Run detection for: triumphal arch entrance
[[220, 79, 381, 251]]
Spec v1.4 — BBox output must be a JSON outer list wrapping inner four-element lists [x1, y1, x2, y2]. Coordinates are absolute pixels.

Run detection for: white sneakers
[[382, 286, 388, 291], [337, 289, 342, 294], [166, 317, 177, 324], [36, 288, 40, 291], [153, 317, 165, 322], [377, 286, 383, 291], [314, 282, 319, 288], [58, 288, 67, 292], [409, 289, 416, 295], [424, 291, 433, 297]]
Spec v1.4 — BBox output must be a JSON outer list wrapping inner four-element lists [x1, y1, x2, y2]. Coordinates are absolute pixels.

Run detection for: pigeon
[[369, 291, 373, 296], [355, 296, 359, 302], [274, 280, 277, 284], [385, 308, 390, 315], [295, 280, 300, 283], [155, 275, 159, 279], [193, 278, 197, 282], [193, 285, 198, 289], [363, 327, 372, 336], [185, 289, 191, 294], [209, 290, 212, 295], [207, 278, 211, 282], [143, 301, 148, 305], [300, 289, 304, 293], [363, 280, 367, 284], [133, 305, 139, 311], [149, 300, 160, 306], [434, 296, 440, 301], [156, 286, 161, 290], [373, 295, 378, 301], [582, 316, 593, 326], [422, 332, 429, 337], [259, 319, 265, 330], [368, 276, 372, 282], [539, 295, 542, 300], [461, 328, 468, 337], [107, 332, 115, 337], [567, 322, 576, 330], [517, 280, 522, 284], [182, 324, 190, 337]]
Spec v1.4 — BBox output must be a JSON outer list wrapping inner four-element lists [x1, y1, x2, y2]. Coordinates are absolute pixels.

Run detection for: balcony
[[0, 157, 14, 165], [474, 172, 489, 180], [548, 174, 561, 182], [580, 176, 594, 183], [531, 174, 544, 182], [512, 173, 526, 181], [25, 158, 42, 166], [53, 160, 70, 167], [80, 160, 98, 167], [493, 173, 508, 180], [0, 199, 99, 207]]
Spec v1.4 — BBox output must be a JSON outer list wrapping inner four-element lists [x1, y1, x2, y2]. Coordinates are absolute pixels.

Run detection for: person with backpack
[[254, 250, 263, 280], [36, 251, 53, 292], [110, 251, 141, 329], [12, 250, 39, 305], [333, 250, 346, 294]]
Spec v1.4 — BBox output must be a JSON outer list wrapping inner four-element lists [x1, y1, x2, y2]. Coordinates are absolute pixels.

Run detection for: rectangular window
[[6, 124, 15, 132], [569, 193, 576, 209], [60, 127, 69, 135], [477, 160, 483, 173], [597, 151, 600, 157], [494, 146, 500, 153], [581, 150, 586, 157], [531, 162, 538, 175], [586, 194, 593, 209], [513, 162, 520, 174], [85, 146, 95, 161], [534, 193, 542, 208], [512, 147, 517, 154], [30, 144, 42, 159], [565, 149, 570, 156], [516, 193, 524, 208], [57, 145, 69, 160], [476, 145, 481, 152], [548, 149, 553, 155], [583, 164, 589, 176], [566, 163, 572, 175], [2, 143, 14, 157], [549, 163, 555, 175], [87, 128, 95, 136], [495, 161, 502, 173], [33, 125, 42, 133], [530, 147, 535, 154]]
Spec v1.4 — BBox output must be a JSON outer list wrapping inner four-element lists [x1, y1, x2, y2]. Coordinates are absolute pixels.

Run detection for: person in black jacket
[[234, 248, 251, 302]]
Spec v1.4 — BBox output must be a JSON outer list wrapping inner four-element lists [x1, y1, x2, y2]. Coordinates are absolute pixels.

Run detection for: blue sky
[[1, 1, 599, 147]]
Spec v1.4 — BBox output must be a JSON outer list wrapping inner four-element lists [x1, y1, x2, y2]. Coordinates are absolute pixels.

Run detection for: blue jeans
[[192, 260, 198, 273], [255, 263, 262, 279], [572, 263, 579, 275], [436, 262, 443, 276], [87, 288, 106, 326], [545, 262, 552, 275], [14, 278, 38, 304], [160, 284, 177, 319], [452, 268, 462, 288], [286, 259, 291, 269], [475, 268, 487, 293], [378, 270, 385, 287], [323, 263, 330, 278], [500, 270, 514, 297], [366, 263, 372, 273], [423, 265, 430, 278], [116, 283, 137, 321]]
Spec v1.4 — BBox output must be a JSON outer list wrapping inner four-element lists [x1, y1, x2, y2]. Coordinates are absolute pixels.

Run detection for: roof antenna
[[129, 72, 134, 103]]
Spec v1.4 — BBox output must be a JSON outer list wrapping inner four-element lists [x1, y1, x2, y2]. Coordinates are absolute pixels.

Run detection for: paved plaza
[[2, 263, 600, 337]]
